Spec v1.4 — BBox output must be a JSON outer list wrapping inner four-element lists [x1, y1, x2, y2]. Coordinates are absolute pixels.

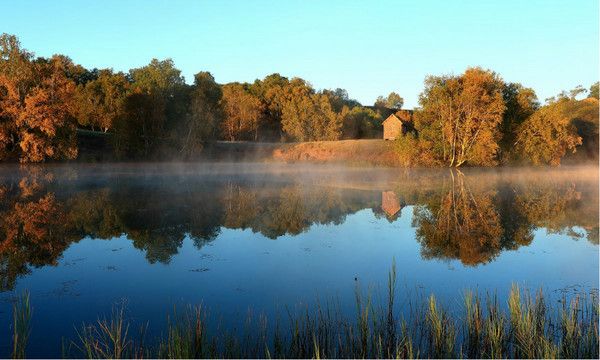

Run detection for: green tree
[[341, 106, 381, 139], [258, 74, 292, 140], [322, 88, 360, 112], [375, 92, 404, 110], [129, 58, 184, 94], [499, 83, 539, 160], [74, 69, 129, 132], [281, 87, 342, 141], [0, 33, 36, 100], [120, 59, 188, 157], [112, 89, 153, 159], [179, 72, 223, 156], [589, 82, 599, 99]]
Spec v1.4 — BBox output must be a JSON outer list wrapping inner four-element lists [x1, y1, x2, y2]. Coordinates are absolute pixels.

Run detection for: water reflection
[[0, 164, 597, 291]]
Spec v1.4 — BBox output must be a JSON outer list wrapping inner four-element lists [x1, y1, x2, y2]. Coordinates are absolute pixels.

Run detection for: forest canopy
[[0, 33, 597, 166]]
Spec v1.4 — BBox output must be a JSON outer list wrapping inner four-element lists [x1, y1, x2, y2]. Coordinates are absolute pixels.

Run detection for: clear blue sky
[[1, 0, 598, 107]]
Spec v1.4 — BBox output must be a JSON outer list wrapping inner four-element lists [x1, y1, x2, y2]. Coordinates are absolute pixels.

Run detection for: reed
[[11, 291, 31, 359], [13, 276, 600, 359], [426, 294, 455, 358], [72, 305, 132, 359]]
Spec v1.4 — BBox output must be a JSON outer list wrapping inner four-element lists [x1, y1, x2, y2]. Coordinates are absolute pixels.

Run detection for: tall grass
[[11, 291, 31, 359], [71, 305, 139, 359], [14, 270, 600, 359]]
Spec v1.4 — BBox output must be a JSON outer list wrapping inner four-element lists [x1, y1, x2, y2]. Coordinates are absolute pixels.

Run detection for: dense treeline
[[0, 34, 385, 162], [0, 33, 598, 165]]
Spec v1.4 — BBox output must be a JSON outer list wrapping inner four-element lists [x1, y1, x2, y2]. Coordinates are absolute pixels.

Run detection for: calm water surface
[[0, 163, 598, 357]]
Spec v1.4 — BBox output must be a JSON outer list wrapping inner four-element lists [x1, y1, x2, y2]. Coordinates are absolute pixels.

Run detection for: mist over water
[[0, 163, 598, 357]]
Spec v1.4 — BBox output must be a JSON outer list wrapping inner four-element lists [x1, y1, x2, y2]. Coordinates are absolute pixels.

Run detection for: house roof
[[382, 114, 402, 125]]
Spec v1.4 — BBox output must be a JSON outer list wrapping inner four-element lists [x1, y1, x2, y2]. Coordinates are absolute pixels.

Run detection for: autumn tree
[[281, 88, 342, 141], [515, 97, 582, 165], [589, 82, 599, 99], [568, 97, 599, 159], [221, 83, 264, 141], [0, 75, 20, 159], [415, 67, 506, 167], [1, 46, 78, 162], [179, 72, 223, 156], [0, 33, 36, 160], [499, 83, 539, 160], [74, 69, 129, 132]]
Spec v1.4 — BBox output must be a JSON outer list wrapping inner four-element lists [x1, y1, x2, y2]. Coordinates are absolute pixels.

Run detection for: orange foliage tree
[[0, 34, 78, 162], [416, 67, 506, 167], [515, 97, 582, 165], [221, 83, 264, 141]]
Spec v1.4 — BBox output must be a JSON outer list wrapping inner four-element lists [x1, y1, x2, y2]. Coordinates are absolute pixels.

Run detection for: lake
[[0, 163, 598, 357]]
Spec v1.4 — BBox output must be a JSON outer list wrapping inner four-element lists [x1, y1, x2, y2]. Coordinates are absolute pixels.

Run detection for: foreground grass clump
[[12, 266, 599, 359], [12, 291, 31, 359]]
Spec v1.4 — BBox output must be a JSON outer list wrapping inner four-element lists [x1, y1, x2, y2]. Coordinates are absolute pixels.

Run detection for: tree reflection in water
[[0, 165, 597, 290]]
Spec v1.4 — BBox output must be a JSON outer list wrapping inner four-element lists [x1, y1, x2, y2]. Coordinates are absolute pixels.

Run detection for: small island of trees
[[0, 33, 597, 166]]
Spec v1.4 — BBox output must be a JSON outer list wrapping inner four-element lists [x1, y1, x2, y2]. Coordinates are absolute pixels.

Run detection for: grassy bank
[[271, 139, 399, 166], [75, 136, 399, 166], [10, 265, 599, 359], [198, 139, 399, 165]]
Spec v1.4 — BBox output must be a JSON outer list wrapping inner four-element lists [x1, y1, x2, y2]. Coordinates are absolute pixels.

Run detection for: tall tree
[[322, 88, 360, 112], [415, 67, 506, 167], [112, 89, 153, 159], [0, 34, 36, 100], [74, 69, 129, 132], [1, 35, 78, 162], [122, 58, 187, 156], [375, 92, 404, 112], [568, 97, 599, 159], [0, 74, 21, 159], [221, 83, 264, 141], [515, 97, 582, 165], [341, 106, 381, 139], [499, 83, 539, 160], [16, 56, 78, 162], [179, 72, 223, 156], [280, 81, 342, 141], [0, 34, 35, 159], [257, 73, 291, 140], [589, 82, 599, 99]]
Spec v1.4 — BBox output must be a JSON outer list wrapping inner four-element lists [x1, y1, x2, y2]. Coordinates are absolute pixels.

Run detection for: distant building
[[382, 110, 415, 140]]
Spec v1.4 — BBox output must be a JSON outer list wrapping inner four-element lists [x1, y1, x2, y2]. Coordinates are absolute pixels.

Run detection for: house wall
[[383, 121, 402, 140]]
